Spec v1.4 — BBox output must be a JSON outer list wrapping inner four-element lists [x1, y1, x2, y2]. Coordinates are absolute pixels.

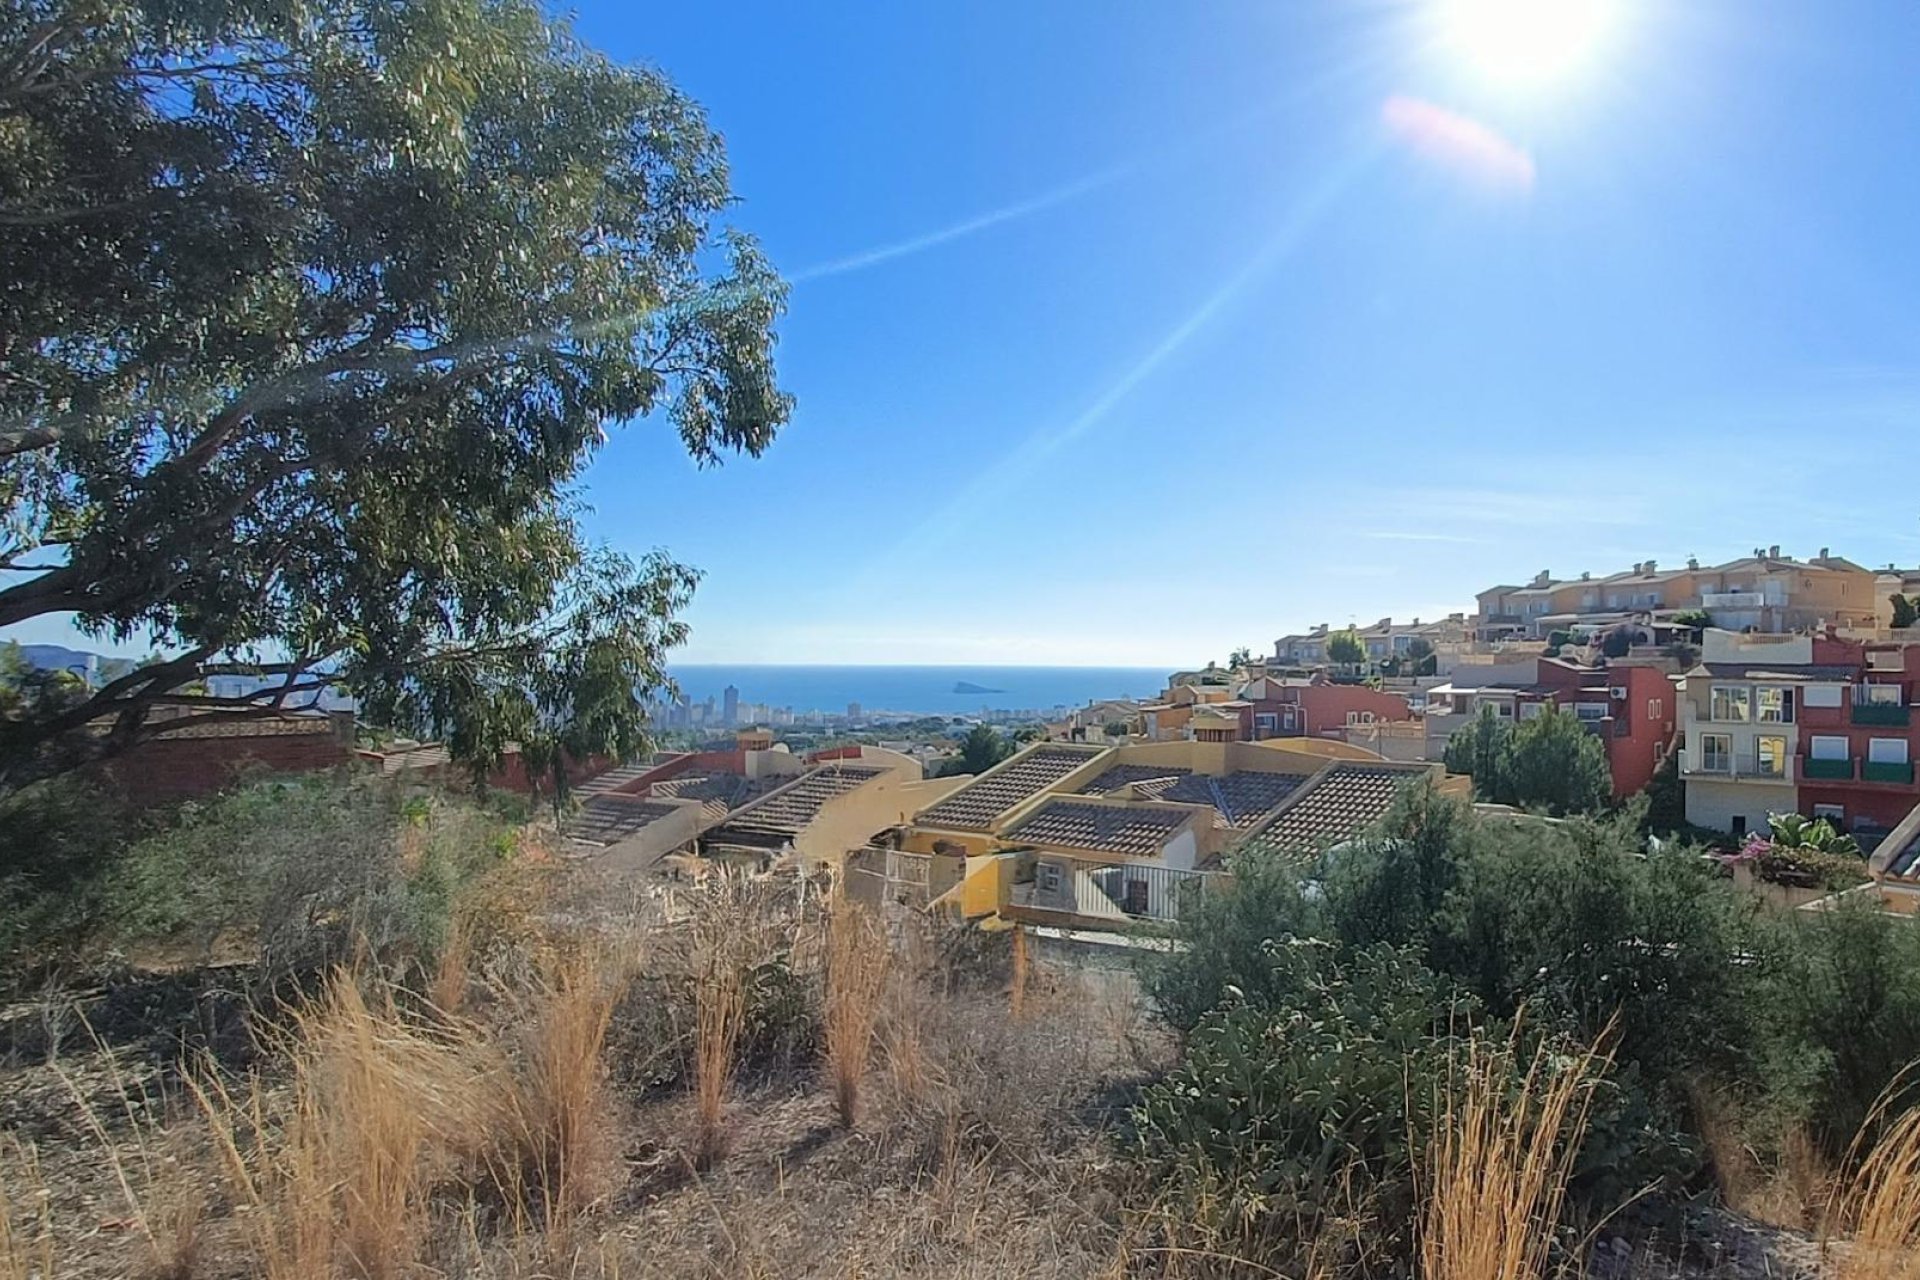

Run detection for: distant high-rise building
[[847, 702, 862, 721], [723, 684, 739, 725]]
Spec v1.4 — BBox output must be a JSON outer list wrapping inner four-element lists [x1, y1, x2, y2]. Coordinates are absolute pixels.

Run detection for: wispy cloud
[[787, 166, 1131, 284]]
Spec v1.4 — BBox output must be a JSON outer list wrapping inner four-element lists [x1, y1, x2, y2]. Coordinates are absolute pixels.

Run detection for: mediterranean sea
[[666, 665, 1167, 718]]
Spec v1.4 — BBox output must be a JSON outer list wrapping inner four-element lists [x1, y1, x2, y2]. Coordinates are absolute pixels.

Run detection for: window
[[1575, 702, 1608, 721], [1519, 702, 1545, 721], [1038, 862, 1063, 895], [1814, 803, 1846, 824], [1810, 735, 1849, 761], [1648, 698, 1664, 720], [1345, 710, 1375, 727], [1868, 738, 1910, 765], [1123, 878, 1150, 916], [1756, 687, 1795, 724], [1805, 685, 1844, 709], [1731, 815, 1747, 838], [1757, 735, 1787, 777], [1860, 683, 1904, 706], [1701, 733, 1733, 773], [1710, 685, 1751, 722], [1254, 713, 1278, 735]]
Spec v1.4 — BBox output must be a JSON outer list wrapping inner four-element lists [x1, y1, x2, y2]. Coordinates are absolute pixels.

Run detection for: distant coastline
[[666, 664, 1164, 720]]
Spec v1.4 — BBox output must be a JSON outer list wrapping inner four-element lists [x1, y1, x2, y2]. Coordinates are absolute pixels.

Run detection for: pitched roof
[[1871, 799, 1920, 881], [1236, 764, 1430, 861], [1074, 763, 1192, 796], [1003, 799, 1196, 857], [565, 797, 684, 847], [915, 744, 1107, 830], [1156, 770, 1310, 828], [716, 763, 887, 836]]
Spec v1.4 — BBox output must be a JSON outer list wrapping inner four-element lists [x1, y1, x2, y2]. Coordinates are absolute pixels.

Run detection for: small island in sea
[[951, 680, 1004, 695]]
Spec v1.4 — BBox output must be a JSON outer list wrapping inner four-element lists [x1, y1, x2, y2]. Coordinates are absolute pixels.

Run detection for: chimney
[[1688, 556, 1700, 571], [1533, 570, 1552, 588], [1645, 559, 1657, 574], [1412, 617, 1422, 626], [1581, 571, 1591, 582], [1769, 544, 1781, 560], [1819, 547, 1830, 560]]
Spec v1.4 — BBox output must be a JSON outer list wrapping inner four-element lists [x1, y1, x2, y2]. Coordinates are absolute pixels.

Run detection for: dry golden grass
[[192, 969, 512, 1280], [0, 1137, 53, 1280], [1417, 1025, 1613, 1280], [823, 896, 889, 1129], [1826, 1075, 1920, 1280], [687, 878, 759, 1169], [495, 946, 622, 1227], [1691, 1083, 1830, 1231], [430, 910, 474, 1016]]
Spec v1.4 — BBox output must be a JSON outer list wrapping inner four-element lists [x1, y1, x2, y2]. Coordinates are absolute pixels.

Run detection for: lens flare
[[1437, 0, 1618, 88]]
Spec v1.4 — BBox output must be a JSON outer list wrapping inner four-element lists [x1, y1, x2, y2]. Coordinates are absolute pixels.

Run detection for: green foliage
[[1135, 940, 1476, 1254], [1101, 718, 1132, 739], [1641, 748, 1688, 834], [1325, 627, 1366, 668], [936, 724, 1014, 777], [1442, 703, 1508, 796], [1497, 704, 1613, 815], [1142, 852, 1320, 1034], [1600, 624, 1637, 659], [1670, 609, 1714, 632], [0, 0, 791, 793], [0, 771, 514, 980], [1751, 903, 1920, 1151], [0, 776, 135, 963], [1227, 646, 1253, 669], [1892, 594, 1918, 629]]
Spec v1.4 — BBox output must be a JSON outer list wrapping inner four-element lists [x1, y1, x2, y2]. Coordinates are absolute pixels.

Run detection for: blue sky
[[13, 0, 1920, 667]]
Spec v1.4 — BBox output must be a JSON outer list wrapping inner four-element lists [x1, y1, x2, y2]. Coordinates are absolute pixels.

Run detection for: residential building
[[1241, 674, 1414, 742], [1474, 549, 1876, 640], [888, 738, 1461, 929], [1425, 657, 1679, 798], [1272, 616, 1469, 670], [1681, 629, 1920, 842]]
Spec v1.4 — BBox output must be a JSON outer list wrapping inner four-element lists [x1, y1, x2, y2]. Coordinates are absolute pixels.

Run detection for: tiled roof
[[916, 745, 1107, 830], [1157, 770, 1310, 828], [653, 771, 759, 809], [1237, 764, 1429, 861], [721, 763, 887, 835], [1004, 800, 1194, 856], [565, 797, 683, 846], [575, 762, 654, 796], [1074, 764, 1192, 796]]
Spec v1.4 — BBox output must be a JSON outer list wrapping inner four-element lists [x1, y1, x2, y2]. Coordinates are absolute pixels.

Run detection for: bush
[[1134, 940, 1475, 1261], [1140, 850, 1320, 1034], [0, 776, 135, 966]]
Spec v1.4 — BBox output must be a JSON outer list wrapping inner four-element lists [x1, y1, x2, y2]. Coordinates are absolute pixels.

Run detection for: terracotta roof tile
[[1237, 764, 1429, 860], [1003, 800, 1193, 856], [1157, 770, 1311, 828], [916, 745, 1107, 830], [565, 797, 683, 846], [720, 763, 887, 836]]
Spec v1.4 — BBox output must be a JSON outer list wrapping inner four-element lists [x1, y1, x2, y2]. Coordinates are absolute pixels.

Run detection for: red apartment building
[[1241, 676, 1415, 741], [1794, 635, 1920, 834]]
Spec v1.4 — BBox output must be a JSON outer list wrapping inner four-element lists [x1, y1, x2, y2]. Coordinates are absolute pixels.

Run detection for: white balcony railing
[[1684, 751, 1792, 781]]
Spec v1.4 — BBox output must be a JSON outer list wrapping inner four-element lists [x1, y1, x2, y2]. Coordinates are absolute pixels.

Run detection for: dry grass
[[823, 895, 888, 1129], [0, 1137, 53, 1280], [687, 878, 759, 1169], [1418, 1024, 1613, 1280], [430, 910, 474, 1016], [495, 946, 622, 1227], [1826, 1075, 1920, 1280], [192, 969, 512, 1279], [1692, 1083, 1830, 1231]]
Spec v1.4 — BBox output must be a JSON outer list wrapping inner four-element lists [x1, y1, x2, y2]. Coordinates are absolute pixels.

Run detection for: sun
[[1436, 0, 1619, 89]]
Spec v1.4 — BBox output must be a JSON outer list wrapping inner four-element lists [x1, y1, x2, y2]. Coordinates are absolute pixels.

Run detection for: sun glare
[[1437, 0, 1618, 89]]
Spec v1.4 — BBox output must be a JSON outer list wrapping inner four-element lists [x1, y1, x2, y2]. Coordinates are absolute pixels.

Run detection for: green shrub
[[0, 776, 134, 967], [1751, 901, 1920, 1153], [1141, 850, 1320, 1033], [1134, 940, 1474, 1259]]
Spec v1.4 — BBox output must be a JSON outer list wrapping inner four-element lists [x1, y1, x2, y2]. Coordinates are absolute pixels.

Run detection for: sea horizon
[[665, 663, 1169, 719]]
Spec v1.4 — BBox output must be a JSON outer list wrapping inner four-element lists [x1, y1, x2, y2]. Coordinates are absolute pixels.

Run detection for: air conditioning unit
[[1610, 686, 1629, 700]]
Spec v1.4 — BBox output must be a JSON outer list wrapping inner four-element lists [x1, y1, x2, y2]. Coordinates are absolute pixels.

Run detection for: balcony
[[1851, 702, 1911, 727], [1802, 756, 1856, 781], [1701, 591, 1768, 609], [1862, 761, 1916, 786], [1012, 859, 1214, 925], [1685, 752, 1792, 782]]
